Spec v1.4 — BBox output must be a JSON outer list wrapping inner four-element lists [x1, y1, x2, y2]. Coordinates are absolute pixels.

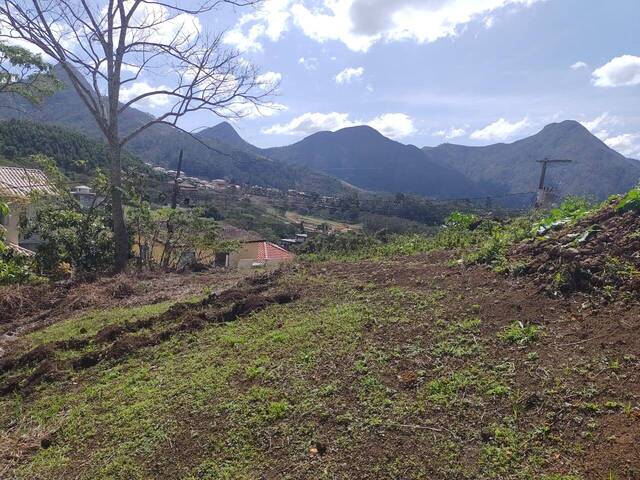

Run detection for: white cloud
[[580, 113, 615, 134], [368, 113, 416, 138], [335, 67, 364, 84], [470, 117, 530, 142], [570, 61, 588, 70], [434, 126, 467, 140], [235, 101, 288, 119], [577, 114, 639, 157], [604, 133, 640, 158], [120, 81, 172, 108], [592, 55, 640, 87], [226, 0, 543, 53], [256, 71, 282, 91], [294, 0, 543, 52], [263, 112, 353, 135], [223, 0, 293, 52], [298, 57, 319, 71], [263, 111, 415, 139]]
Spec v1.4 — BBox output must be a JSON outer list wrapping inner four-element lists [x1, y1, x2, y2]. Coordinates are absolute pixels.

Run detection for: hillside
[[0, 119, 141, 174], [263, 126, 493, 199], [196, 122, 261, 155], [0, 66, 350, 196], [1, 192, 639, 479], [424, 121, 640, 201]]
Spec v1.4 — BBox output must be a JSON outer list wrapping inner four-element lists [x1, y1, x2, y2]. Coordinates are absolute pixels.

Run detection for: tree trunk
[[109, 140, 128, 273]]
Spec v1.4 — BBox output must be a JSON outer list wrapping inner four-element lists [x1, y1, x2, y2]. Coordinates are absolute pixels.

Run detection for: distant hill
[[196, 122, 261, 155], [0, 118, 141, 174], [0, 65, 350, 195], [422, 121, 640, 201], [263, 125, 492, 199]]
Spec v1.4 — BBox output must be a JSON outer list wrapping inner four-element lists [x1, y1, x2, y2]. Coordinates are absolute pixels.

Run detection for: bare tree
[[0, 0, 272, 272]]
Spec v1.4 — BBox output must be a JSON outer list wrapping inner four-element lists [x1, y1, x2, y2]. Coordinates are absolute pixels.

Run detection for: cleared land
[[1, 249, 638, 478]]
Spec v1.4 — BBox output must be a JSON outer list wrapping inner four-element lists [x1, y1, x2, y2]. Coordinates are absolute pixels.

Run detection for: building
[[71, 185, 97, 209], [225, 240, 295, 269], [213, 225, 294, 269], [0, 167, 55, 252]]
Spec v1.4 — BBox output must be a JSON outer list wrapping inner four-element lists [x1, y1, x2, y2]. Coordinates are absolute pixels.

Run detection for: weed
[[499, 321, 540, 345]]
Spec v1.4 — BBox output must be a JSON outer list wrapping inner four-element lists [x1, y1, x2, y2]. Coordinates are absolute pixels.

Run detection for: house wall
[[0, 202, 23, 245], [228, 242, 261, 268]]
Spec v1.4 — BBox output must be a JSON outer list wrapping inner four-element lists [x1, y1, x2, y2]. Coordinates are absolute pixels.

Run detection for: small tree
[[0, 0, 272, 272], [25, 155, 115, 274]]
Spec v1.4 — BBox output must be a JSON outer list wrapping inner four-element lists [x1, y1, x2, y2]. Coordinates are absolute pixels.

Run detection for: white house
[[0, 167, 55, 252]]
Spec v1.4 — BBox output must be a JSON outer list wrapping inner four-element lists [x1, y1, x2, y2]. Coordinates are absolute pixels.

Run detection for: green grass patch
[[499, 321, 540, 346], [420, 366, 511, 409]]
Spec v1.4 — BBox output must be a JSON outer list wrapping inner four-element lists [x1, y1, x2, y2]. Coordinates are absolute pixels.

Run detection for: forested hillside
[[263, 125, 493, 199], [0, 119, 136, 173], [0, 66, 350, 196]]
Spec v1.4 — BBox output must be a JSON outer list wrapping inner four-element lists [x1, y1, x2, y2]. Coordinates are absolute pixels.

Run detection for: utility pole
[[535, 158, 572, 208], [170, 149, 184, 209]]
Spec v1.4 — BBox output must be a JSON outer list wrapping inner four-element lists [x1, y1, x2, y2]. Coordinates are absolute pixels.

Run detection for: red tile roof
[[256, 242, 294, 261]]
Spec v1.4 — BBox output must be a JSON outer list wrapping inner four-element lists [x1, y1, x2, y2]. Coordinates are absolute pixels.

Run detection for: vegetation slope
[[1, 192, 639, 479]]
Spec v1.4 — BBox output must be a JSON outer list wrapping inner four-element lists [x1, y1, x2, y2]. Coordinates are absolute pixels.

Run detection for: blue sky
[[14, 0, 636, 155], [188, 0, 638, 156]]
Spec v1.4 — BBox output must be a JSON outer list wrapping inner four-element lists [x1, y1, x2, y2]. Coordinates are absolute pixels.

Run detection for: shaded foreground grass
[[1, 256, 639, 479]]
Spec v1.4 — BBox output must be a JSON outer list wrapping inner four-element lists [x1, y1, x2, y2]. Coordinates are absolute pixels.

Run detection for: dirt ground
[[0, 268, 249, 357], [1, 250, 639, 479]]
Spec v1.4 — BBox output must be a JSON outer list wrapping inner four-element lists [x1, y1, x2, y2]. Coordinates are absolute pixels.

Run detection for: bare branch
[[0, 0, 269, 272]]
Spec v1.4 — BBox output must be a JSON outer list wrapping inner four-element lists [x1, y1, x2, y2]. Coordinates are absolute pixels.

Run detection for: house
[[71, 185, 97, 209], [0, 167, 55, 252], [225, 240, 295, 269], [213, 225, 294, 269]]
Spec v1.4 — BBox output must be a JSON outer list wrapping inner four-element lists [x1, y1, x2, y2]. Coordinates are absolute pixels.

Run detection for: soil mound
[[512, 204, 640, 296]]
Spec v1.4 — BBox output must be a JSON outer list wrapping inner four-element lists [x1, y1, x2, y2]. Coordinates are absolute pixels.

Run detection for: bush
[[26, 199, 114, 274], [616, 188, 640, 213], [0, 201, 39, 284]]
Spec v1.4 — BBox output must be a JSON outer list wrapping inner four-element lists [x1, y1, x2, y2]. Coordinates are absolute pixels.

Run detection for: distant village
[[149, 163, 340, 209], [1, 163, 345, 271]]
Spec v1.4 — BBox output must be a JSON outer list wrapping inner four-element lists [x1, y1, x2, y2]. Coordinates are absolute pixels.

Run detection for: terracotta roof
[[0, 167, 56, 200], [257, 242, 295, 261]]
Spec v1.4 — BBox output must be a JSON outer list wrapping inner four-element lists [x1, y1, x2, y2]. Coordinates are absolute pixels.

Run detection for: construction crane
[[535, 158, 573, 208]]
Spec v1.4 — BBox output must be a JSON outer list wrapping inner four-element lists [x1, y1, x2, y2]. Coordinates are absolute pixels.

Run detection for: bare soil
[[1, 247, 639, 478]]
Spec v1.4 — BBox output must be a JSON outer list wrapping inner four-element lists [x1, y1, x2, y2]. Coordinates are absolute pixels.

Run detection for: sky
[[197, 0, 640, 155], [6, 0, 640, 156]]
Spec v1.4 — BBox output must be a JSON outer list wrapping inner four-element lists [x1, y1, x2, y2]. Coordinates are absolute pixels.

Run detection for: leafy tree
[[0, 42, 59, 104], [133, 206, 236, 270], [24, 157, 115, 274]]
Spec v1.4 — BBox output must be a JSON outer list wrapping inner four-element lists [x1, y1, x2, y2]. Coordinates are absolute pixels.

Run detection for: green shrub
[[26, 199, 114, 273], [0, 200, 39, 284], [616, 188, 640, 213], [499, 321, 540, 345]]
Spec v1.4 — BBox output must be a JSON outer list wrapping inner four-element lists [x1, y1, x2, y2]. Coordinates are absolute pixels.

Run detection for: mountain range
[[1, 64, 639, 203], [0, 65, 350, 195]]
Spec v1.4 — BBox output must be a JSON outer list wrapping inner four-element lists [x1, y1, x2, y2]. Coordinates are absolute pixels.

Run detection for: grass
[[2, 281, 395, 479], [499, 321, 540, 346], [420, 366, 511, 409], [25, 300, 177, 347], [2, 205, 637, 479]]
